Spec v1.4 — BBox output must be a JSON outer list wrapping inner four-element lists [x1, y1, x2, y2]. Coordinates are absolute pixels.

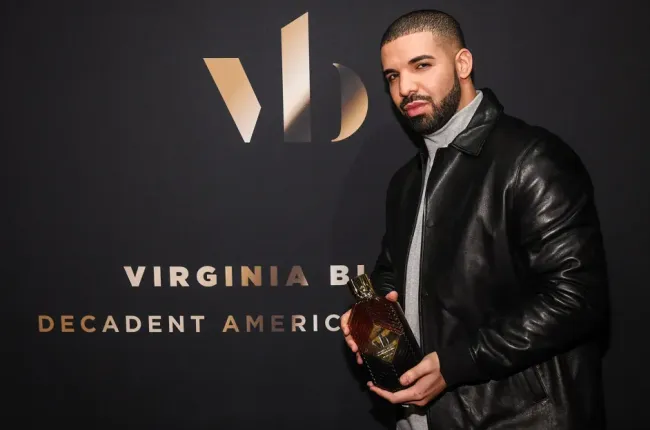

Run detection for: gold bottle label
[[366, 323, 400, 363]]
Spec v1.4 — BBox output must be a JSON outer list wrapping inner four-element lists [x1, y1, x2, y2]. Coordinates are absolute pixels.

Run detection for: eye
[[386, 74, 398, 82], [416, 63, 431, 69]]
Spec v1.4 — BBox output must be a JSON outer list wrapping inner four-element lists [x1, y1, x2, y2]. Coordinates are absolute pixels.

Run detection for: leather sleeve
[[438, 136, 610, 388]]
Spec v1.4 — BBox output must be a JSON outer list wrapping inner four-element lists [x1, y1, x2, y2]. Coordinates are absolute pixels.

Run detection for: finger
[[399, 356, 435, 386], [368, 384, 395, 403], [356, 352, 362, 365], [385, 291, 398, 302], [403, 374, 446, 406], [340, 310, 351, 335], [367, 381, 414, 404], [367, 382, 421, 404], [341, 310, 359, 352]]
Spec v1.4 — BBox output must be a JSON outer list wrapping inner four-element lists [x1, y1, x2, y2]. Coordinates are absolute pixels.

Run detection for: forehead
[[380, 31, 447, 66]]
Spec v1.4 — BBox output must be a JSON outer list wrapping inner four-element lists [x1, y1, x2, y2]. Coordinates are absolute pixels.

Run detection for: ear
[[455, 48, 473, 80]]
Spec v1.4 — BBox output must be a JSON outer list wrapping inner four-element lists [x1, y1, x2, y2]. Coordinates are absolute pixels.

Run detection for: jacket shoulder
[[492, 114, 556, 147], [489, 114, 586, 167], [492, 114, 595, 194]]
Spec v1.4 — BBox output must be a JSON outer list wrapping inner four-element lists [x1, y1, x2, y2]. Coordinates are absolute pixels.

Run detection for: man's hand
[[367, 352, 447, 407], [341, 291, 399, 365]]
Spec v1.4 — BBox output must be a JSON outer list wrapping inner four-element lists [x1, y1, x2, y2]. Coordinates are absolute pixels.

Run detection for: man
[[340, 9, 610, 430]]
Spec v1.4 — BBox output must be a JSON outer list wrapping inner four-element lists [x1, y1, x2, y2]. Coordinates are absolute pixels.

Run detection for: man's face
[[381, 31, 461, 135]]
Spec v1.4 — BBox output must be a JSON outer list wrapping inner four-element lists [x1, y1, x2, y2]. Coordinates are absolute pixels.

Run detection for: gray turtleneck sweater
[[397, 90, 483, 430]]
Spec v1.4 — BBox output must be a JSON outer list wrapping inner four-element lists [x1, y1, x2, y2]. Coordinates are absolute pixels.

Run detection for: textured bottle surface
[[347, 274, 423, 392]]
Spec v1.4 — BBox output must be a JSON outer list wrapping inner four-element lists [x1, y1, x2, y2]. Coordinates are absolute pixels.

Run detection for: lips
[[404, 101, 429, 117]]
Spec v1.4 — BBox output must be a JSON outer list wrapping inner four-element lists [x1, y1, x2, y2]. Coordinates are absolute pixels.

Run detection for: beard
[[400, 72, 462, 135]]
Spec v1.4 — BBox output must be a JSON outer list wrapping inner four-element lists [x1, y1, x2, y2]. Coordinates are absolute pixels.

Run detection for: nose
[[398, 73, 417, 98]]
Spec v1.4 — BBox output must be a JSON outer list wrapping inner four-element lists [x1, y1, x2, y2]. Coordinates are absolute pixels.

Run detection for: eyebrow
[[383, 55, 435, 76], [408, 55, 435, 64]]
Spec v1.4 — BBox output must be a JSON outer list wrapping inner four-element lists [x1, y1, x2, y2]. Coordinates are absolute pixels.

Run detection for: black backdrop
[[3, 1, 649, 429]]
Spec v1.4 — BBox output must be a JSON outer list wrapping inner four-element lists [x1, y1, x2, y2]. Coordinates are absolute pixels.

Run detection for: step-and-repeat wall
[[5, 1, 647, 428]]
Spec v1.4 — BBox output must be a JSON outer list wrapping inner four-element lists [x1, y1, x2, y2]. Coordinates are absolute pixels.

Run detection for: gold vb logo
[[203, 12, 368, 143]]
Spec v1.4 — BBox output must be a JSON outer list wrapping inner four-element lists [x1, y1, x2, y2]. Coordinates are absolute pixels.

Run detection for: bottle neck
[[347, 274, 377, 301]]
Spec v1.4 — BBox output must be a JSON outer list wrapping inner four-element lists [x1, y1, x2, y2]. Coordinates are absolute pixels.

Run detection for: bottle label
[[366, 323, 401, 363]]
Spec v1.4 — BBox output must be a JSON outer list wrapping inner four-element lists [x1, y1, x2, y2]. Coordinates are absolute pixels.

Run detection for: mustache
[[400, 94, 433, 111]]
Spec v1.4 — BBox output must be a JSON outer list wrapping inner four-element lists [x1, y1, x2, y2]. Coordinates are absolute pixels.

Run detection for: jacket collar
[[418, 87, 503, 159]]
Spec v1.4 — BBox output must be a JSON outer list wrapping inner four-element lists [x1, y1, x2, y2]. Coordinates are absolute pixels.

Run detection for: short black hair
[[381, 9, 467, 49], [381, 9, 473, 80]]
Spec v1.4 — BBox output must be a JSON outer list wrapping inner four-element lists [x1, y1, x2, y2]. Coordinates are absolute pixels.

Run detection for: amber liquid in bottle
[[347, 274, 423, 392]]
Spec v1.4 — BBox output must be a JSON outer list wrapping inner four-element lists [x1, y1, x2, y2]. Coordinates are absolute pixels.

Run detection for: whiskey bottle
[[346, 274, 423, 392]]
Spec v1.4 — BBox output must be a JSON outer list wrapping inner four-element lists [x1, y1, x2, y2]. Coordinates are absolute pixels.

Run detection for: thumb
[[385, 291, 398, 302], [399, 356, 434, 386]]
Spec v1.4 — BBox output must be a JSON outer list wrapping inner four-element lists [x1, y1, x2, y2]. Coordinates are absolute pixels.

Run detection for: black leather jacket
[[370, 88, 609, 429]]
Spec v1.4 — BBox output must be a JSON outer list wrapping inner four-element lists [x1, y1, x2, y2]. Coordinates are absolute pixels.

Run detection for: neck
[[455, 82, 478, 112], [422, 87, 483, 149]]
